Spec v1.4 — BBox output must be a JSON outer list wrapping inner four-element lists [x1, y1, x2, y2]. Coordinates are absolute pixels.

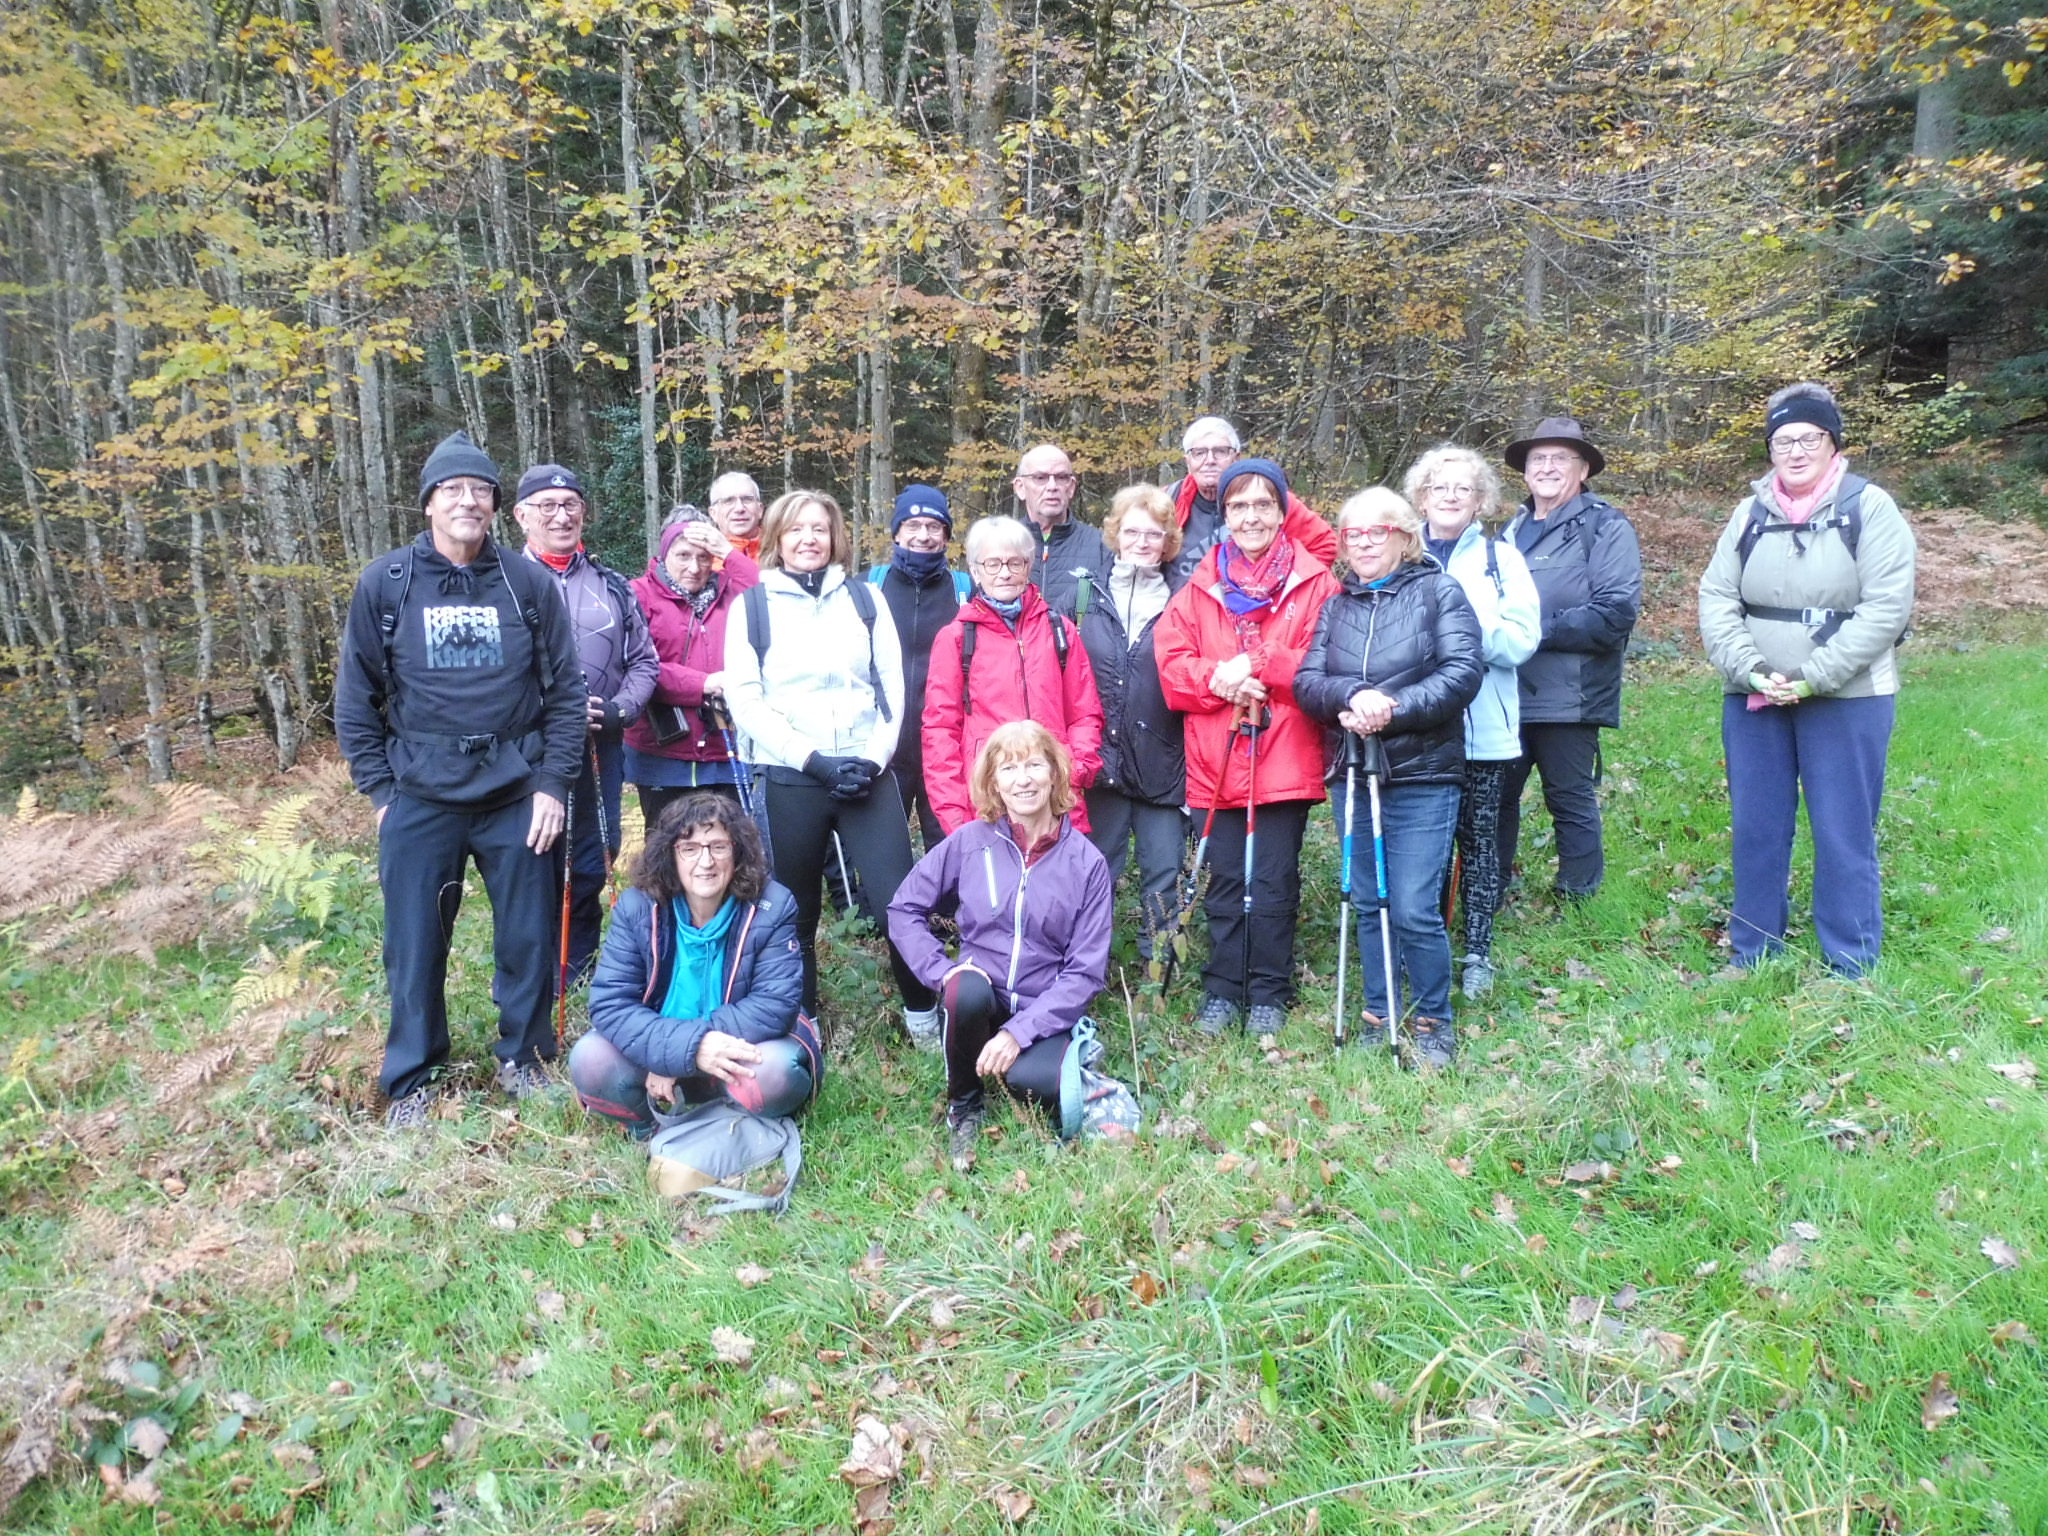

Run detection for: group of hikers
[[336, 381, 1917, 1174]]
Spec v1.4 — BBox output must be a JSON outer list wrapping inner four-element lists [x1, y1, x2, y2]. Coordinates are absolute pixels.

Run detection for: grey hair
[[1181, 415, 1242, 453], [1335, 486, 1426, 568], [707, 471, 761, 503], [1400, 444, 1502, 525], [965, 514, 1035, 566], [664, 502, 710, 527], [1766, 381, 1837, 414]]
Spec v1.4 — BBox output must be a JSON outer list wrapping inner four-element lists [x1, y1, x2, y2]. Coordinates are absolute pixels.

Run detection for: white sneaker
[[903, 1006, 942, 1053]]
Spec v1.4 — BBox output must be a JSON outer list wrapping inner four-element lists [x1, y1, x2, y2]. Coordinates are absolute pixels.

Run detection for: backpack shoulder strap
[[744, 581, 771, 669], [1833, 473, 1869, 559], [1483, 534, 1502, 597], [959, 618, 978, 716], [498, 550, 555, 701], [1050, 609, 1070, 669], [843, 576, 892, 723], [950, 569, 973, 603], [1733, 496, 1771, 573], [376, 550, 416, 698]]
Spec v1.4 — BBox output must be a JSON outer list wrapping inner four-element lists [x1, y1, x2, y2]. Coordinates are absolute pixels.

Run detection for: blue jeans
[[1333, 778, 1461, 1021], [1723, 693, 1893, 976]]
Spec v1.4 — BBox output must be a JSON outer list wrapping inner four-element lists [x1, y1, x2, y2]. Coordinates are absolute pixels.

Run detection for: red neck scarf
[[532, 543, 584, 572]]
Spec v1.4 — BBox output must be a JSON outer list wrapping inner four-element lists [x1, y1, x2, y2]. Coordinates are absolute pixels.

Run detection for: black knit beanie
[[1764, 393, 1844, 450], [418, 432, 502, 509]]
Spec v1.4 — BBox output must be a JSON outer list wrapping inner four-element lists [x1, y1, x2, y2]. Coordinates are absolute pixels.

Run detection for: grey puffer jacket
[[1500, 492, 1642, 729], [1294, 560, 1485, 786], [1697, 469, 1915, 698]]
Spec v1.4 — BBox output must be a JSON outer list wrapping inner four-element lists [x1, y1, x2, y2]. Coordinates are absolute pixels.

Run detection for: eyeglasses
[[1769, 430, 1831, 456], [1184, 445, 1236, 461], [1121, 528, 1167, 543], [433, 480, 495, 504], [1525, 451, 1585, 471], [1016, 472, 1077, 488], [711, 495, 761, 509], [525, 499, 584, 520], [976, 557, 1033, 574], [1342, 525, 1399, 544], [1428, 483, 1477, 499], [676, 840, 734, 864], [1225, 497, 1280, 515]]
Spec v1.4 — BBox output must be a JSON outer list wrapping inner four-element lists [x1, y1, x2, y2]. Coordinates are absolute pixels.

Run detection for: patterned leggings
[[1453, 760, 1511, 961]]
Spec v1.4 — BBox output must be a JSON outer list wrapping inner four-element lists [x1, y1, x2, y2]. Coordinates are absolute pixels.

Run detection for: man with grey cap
[[513, 462, 659, 987], [336, 431, 587, 1129], [1496, 415, 1642, 902]]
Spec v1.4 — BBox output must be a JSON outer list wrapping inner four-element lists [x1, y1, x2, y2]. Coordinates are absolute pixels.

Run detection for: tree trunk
[[622, 40, 661, 556]]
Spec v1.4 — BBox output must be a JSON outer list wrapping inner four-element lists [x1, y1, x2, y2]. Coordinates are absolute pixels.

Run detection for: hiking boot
[[1349, 1013, 1389, 1051], [384, 1085, 437, 1131], [1195, 995, 1241, 1036], [1407, 1016, 1456, 1072], [495, 1057, 560, 1102], [902, 1006, 942, 1054], [1246, 1004, 1287, 1037], [1461, 955, 1495, 998], [947, 1103, 985, 1173]]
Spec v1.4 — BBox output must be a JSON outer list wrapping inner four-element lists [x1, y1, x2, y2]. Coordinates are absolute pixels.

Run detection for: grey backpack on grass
[[646, 1100, 802, 1217]]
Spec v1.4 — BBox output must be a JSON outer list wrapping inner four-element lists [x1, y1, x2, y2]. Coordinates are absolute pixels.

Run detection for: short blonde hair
[[1104, 484, 1182, 560], [1401, 444, 1502, 526], [1335, 487, 1426, 571], [758, 490, 853, 571], [970, 721, 1078, 824]]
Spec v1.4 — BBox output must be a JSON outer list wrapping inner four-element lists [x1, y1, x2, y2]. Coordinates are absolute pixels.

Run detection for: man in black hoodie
[[336, 432, 587, 1129]]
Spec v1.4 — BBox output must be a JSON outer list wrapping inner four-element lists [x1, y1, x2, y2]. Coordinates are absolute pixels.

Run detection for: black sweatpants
[[760, 769, 934, 1014], [1200, 797, 1314, 1008], [1497, 722, 1605, 898], [378, 791, 559, 1099], [941, 969, 1070, 1121], [563, 735, 623, 988]]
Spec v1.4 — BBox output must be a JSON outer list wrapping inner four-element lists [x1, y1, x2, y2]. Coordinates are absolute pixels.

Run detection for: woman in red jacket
[[624, 509, 761, 829], [922, 515, 1105, 835], [1155, 459, 1340, 1035]]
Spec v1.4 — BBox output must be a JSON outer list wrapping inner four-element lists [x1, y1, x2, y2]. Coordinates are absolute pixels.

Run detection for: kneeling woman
[[574, 793, 820, 1135], [887, 722, 1113, 1171]]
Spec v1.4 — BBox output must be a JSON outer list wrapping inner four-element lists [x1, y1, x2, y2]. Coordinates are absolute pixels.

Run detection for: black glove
[[803, 753, 874, 800]]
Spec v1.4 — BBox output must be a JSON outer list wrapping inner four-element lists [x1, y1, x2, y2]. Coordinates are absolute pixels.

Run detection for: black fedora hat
[[1504, 416, 1606, 478]]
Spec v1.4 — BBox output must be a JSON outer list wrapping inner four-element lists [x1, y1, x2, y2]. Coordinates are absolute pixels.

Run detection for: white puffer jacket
[[723, 566, 906, 772], [1437, 524, 1543, 762]]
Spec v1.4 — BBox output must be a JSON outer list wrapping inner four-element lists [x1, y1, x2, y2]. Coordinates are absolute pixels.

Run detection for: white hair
[[707, 471, 761, 503], [1181, 416, 1242, 453], [965, 514, 1035, 565], [1401, 443, 1502, 524]]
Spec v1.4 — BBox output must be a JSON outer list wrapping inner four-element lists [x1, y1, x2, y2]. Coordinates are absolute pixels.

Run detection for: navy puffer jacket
[[587, 881, 816, 1087], [1294, 560, 1485, 786]]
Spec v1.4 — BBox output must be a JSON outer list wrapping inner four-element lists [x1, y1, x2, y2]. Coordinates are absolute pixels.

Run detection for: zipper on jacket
[[1006, 860, 1031, 1010]]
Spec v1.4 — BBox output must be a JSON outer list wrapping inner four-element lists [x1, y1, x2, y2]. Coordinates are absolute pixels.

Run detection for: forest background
[[0, 0, 2045, 788]]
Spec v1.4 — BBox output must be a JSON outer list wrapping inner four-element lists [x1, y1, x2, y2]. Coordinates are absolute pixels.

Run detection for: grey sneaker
[[1349, 1013, 1389, 1051], [1461, 955, 1495, 998], [384, 1086, 436, 1131], [947, 1105, 984, 1172], [1246, 1004, 1287, 1036], [903, 1006, 942, 1054], [495, 1058, 560, 1101], [1195, 995, 1241, 1037], [1407, 1017, 1457, 1072]]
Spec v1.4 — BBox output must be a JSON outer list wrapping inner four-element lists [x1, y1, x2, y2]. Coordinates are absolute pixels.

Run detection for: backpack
[[374, 544, 552, 714], [869, 563, 972, 603], [1731, 474, 1897, 646], [959, 601, 1071, 717], [1061, 1019, 1141, 1142], [645, 1100, 804, 1216], [744, 575, 892, 723]]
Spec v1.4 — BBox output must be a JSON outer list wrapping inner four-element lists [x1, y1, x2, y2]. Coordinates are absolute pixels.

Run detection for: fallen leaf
[[1130, 1271, 1163, 1306], [710, 1327, 755, 1366], [1743, 1242, 1806, 1284], [1976, 926, 2013, 945], [1655, 1154, 1684, 1173], [102, 1462, 161, 1506], [1921, 1373, 1961, 1431], [1490, 1192, 1517, 1223], [1693, 1260, 1719, 1277], [837, 1415, 906, 1488], [1981, 1236, 2021, 1271], [1562, 1160, 1613, 1184], [1985, 1097, 2013, 1113], [736, 1426, 787, 1473], [1988, 1059, 2037, 1086], [126, 1418, 170, 1460], [1989, 1320, 2036, 1347], [1646, 1330, 1687, 1365], [536, 1289, 567, 1323], [1009, 1168, 1030, 1194], [992, 1486, 1034, 1523], [928, 1295, 956, 1330], [734, 1264, 773, 1288], [1524, 1233, 1549, 1255], [563, 1227, 586, 1248], [1444, 1156, 1473, 1178], [1235, 1464, 1275, 1489], [855, 1242, 886, 1278], [1048, 1229, 1083, 1262], [1567, 1295, 1600, 1325], [1790, 1221, 1822, 1242], [1247, 1119, 1275, 1138], [1215, 1153, 1247, 1175], [1612, 1283, 1639, 1312], [853, 1480, 893, 1534]]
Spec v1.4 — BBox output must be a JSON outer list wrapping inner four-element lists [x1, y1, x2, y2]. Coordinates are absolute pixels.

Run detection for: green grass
[[4, 644, 2047, 1534]]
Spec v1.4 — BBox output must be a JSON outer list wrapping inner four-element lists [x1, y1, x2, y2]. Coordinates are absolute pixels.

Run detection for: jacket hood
[[1338, 558, 1436, 598], [411, 528, 506, 596]]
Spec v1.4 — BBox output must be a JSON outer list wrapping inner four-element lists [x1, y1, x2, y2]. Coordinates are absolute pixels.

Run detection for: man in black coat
[[1015, 442, 1110, 617], [865, 484, 970, 850], [335, 432, 588, 1129]]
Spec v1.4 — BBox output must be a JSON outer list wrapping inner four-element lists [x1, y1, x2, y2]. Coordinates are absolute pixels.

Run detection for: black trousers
[[378, 792, 558, 1099], [636, 780, 742, 834], [1200, 797, 1314, 1008], [941, 969, 1070, 1120], [761, 770, 934, 1014], [896, 763, 946, 854], [563, 735, 623, 988], [1497, 722, 1605, 898]]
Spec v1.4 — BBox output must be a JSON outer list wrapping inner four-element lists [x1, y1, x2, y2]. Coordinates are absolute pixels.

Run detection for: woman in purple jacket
[[624, 508, 761, 829], [888, 721, 1114, 1172]]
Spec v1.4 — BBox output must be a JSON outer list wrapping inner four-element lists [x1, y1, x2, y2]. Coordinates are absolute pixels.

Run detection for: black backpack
[[743, 575, 892, 722], [374, 545, 552, 712]]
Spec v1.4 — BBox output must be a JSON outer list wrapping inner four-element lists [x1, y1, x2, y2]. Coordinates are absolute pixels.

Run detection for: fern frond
[[154, 1043, 238, 1106], [13, 785, 39, 825]]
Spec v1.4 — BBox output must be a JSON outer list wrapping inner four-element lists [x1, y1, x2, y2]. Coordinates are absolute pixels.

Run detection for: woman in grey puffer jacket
[[1698, 382, 1915, 978]]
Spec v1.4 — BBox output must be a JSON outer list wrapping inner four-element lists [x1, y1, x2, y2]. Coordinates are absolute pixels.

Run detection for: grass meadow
[[2, 640, 2046, 1535]]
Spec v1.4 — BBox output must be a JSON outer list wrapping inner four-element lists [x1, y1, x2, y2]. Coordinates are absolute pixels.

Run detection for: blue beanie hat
[[891, 484, 952, 536], [418, 431, 501, 509], [1216, 457, 1290, 509], [516, 464, 586, 504]]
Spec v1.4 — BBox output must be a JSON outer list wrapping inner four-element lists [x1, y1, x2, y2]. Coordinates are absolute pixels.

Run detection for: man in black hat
[[864, 484, 971, 849], [336, 432, 588, 1129], [513, 463, 658, 987], [1496, 416, 1642, 901]]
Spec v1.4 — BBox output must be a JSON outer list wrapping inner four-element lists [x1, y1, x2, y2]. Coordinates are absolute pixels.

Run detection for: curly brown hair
[[630, 793, 769, 906]]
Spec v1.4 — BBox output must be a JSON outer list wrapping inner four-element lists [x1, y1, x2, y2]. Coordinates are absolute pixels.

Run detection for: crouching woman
[[887, 722, 1114, 1171], [572, 793, 820, 1135]]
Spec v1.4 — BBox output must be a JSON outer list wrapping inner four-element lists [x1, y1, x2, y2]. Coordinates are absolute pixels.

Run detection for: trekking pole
[[1157, 705, 1247, 994], [589, 740, 617, 912], [1442, 847, 1463, 932], [832, 830, 857, 919], [556, 781, 576, 1049], [1334, 731, 1361, 1051], [1239, 707, 1261, 1028], [702, 694, 755, 820], [1361, 731, 1402, 1062]]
